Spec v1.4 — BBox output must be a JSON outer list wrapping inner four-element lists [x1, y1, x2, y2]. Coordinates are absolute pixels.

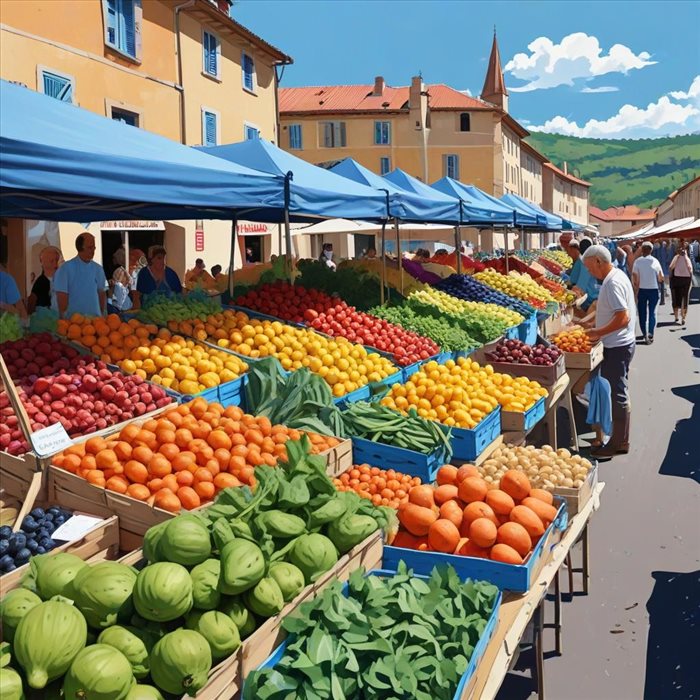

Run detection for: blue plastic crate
[[451, 346, 480, 361], [384, 499, 568, 592], [517, 313, 539, 345], [450, 406, 502, 461], [332, 383, 371, 408], [177, 375, 247, 408], [401, 350, 453, 381], [252, 568, 502, 700], [519, 395, 546, 431], [351, 436, 450, 482], [504, 324, 519, 340]]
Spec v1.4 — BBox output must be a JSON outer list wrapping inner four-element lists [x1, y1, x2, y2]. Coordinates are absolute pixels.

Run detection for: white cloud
[[505, 33, 656, 92], [580, 86, 619, 94], [529, 75, 700, 139], [458, 88, 472, 96]]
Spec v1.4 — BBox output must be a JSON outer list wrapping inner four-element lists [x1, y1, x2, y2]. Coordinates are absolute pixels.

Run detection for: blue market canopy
[[329, 158, 459, 224], [384, 169, 462, 225], [0, 80, 284, 221], [431, 177, 516, 226], [501, 193, 563, 230], [198, 140, 388, 222]]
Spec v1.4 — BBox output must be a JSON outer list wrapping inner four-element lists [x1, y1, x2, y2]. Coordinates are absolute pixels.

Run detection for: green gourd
[[97, 626, 150, 679], [62, 644, 134, 700], [288, 533, 338, 583], [142, 521, 170, 564], [0, 589, 41, 642], [326, 513, 378, 554], [149, 630, 211, 698], [72, 562, 137, 629], [28, 553, 87, 600], [188, 611, 240, 661], [218, 539, 265, 595], [268, 562, 306, 602], [0, 667, 24, 700], [158, 516, 211, 567], [218, 597, 256, 638], [125, 685, 164, 700], [255, 510, 306, 538], [14, 600, 87, 689], [133, 563, 193, 622], [243, 577, 284, 618], [190, 559, 221, 610]]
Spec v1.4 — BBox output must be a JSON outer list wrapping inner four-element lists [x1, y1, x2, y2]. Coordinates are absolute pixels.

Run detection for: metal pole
[[228, 216, 238, 299], [455, 200, 463, 274], [394, 218, 404, 295], [380, 222, 387, 305], [505, 228, 510, 273], [284, 171, 293, 283]]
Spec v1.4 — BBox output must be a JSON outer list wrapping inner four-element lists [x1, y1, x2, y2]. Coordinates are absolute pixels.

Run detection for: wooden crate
[[321, 437, 353, 477], [552, 461, 598, 517], [562, 341, 603, 370]]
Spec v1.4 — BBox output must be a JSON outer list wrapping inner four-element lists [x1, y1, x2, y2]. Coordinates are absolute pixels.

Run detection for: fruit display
[[0, 333, 84, 384], [234, 281, 440, 366], [549, 327, 593, 353], [473, 269, 556, 309], [243, 562, 499, 700], [435, 273, 534, 317], [0, 359, 172, 456], [333, 464, 422, 508], [52, 398, 341, 508], [381, 358, 548, 429], [540, 249, 572, 270], [57, 314, 249, 394], [173, 309, 398, 397], [407, 288, 523, 344], [341, 401, 453, 457], [478, 444, 593, 489], [136, 291, 222, 325], [369, 303, 479, 352], [0, 507, 73, 575], [484, 338, 562, 366], [0, 313, 22, 342], [393, 466, 559, 563]]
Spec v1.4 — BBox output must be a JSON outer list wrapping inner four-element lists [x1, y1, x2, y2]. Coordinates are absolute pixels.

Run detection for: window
[[321, 121, 346, 148], [459, 113, 471, 132], [202, 31, 220, 78], [374, 121, 391, 145], [242, 52, 255, 92], [444, 154, 459, 180], [202, 109, 218, 146], [380, 157, 391, 175], [40, 69, 74, 103], [288, 124, 302, 150], [244, 124, 259, 140], [104, 0, 140, 59], [111, 107, 139, 126]]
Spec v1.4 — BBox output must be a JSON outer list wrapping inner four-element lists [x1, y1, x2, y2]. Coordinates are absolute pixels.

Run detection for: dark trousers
[[637, 288, 659, 336], [600, 343, 635, 419], [658, 278, 666, 305], [670, 278, 691, 311]]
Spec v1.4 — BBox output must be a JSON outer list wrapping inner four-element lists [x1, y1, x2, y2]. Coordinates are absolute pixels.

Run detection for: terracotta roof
[[279, 83, 491, 115], [589, 205, 657, 222], [543, 162, 592, 187], [520, 140, 547, 162], [481, 33, 508, 100]]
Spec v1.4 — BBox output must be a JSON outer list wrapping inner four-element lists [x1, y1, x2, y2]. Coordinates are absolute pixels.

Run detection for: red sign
[[195, 229, 204, 252]]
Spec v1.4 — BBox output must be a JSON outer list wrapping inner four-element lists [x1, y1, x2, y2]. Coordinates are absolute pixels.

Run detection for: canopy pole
[[520, 226, 525, 252], [505, 228, 510, 273], [228, 216, 238, 299], [454, 225, 462, 274], [284, 171, 293, 283], [380, 221, 387, 305], [394, 218, 403, 296], [277, 223, 283, 260]]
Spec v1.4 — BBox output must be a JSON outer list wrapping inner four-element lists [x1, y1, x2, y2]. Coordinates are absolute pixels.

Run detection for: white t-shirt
[[632, 255, 663, 290], [596, 268, 636, 348]]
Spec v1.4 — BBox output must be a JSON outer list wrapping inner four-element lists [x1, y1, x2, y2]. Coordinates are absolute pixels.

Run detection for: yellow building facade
[[0, 0, 291, 296], [656, 176, 700, 225]]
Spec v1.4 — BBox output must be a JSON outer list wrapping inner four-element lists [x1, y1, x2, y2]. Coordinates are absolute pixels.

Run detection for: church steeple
[[481, 30, 508, 112]]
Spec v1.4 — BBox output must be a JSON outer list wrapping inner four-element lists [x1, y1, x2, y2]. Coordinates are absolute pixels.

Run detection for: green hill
[[525, 132, 700, 209]]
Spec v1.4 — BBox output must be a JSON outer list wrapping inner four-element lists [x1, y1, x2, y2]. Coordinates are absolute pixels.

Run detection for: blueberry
[[48, 506, 61, 515], [21, 516, 39, 533], [45, 541, 56, 552], [35, 546, 46, 555], [13, 532, 26, 549], [0, 554, 13, 571], [0, 539, 8, 557], [0, 526, 11, 539], [54, 516, 66, 526], [44, 522, 55, 535], [26, 539, 39, 553], [44, 513, 54, 522], [30, 507, 45, 519], [39, 536, 52, 549], [5, 563, 16, 573], [15, 548, 31, 565], [37, 528, 49, 540]]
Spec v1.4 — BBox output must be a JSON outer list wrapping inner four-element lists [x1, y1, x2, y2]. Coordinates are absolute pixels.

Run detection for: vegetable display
[[0, 313, 22, 342], [484, 338, 562, 367], [333, 464, 423, 509], [473, 269, 555, 309], [550, 327, 593, 353], [434, 274, 534, 317], [136, 291, 221, 325], [243, 563, 499, 700]]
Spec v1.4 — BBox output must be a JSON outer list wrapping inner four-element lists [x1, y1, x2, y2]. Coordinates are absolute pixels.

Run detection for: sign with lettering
[[237, 221, 274, 236], [100, 221, 165, 230], [195, 229, 205, 252], [30, 422, 73, 458]]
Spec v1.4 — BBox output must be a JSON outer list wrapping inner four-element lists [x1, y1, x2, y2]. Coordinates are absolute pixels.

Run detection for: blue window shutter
[[204, 112, 217, 146], [289, 125, 302, 149], [245, 125, 259, 140], [374, 122, 381, 145], [243, 54, 254, 90], [380, 157, 390, 175], [204, 32, 217, 76], [120, 0, 136, 57], [106, 0, 117, 45], [42, 72, 72, 102]]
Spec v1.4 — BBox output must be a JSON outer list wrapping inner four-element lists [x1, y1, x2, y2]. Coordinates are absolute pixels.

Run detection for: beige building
[[542, 163, 591, 227], [655, 176, 700, 225], [589, 205, 657, 237], [0, 0, 292, 295]]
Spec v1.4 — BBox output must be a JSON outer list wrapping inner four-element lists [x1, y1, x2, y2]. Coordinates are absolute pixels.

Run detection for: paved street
[[499, 289, 700, 700]]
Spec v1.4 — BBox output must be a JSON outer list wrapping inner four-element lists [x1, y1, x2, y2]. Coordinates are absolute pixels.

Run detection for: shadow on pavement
[[682, 332, 700, 358], [658, 384, 700, 484], [643, 569, 700, 700]]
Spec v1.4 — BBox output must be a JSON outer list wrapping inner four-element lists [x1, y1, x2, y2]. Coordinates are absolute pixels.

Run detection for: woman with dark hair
[[669, 240, 693, 325], [133, 245, 182, 308]]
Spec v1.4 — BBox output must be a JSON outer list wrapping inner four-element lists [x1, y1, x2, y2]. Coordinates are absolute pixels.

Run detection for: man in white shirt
[[632, 242, 664, 344], [582, 245, 636, 458]]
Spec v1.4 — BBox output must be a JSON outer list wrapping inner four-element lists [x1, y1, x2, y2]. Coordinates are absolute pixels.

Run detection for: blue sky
[[235, 0, 700, 139]]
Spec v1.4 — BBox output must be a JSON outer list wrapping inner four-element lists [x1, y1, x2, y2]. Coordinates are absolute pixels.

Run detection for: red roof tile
[[543, 162, 592, 187], [589, 205, 657, 221]]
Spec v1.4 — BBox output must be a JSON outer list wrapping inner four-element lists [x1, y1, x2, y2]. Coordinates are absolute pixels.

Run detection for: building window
[[444, 154, 459, 180], [374, 121, 391, 145], [111, 107, 139, 126], [202, 109, 218, 146], [288, 124, 302, 150], [244, 124, 259, 140], [380, 157, 391, 175], [321, 121, 346, 148], [39, 69, 74, 103], [202, 31, 220, 78], [459, 113, 471, 132], [104, 0, 140, 60], [242, 52, 255, 92]]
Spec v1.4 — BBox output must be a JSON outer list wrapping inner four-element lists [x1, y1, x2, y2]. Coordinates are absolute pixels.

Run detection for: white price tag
[[30, 422, 73, 458], [51, 514, 103, 543]]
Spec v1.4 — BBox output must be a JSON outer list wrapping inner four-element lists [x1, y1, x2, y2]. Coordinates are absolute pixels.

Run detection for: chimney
[[373, 76, 385, 97], [563, 161, 568, 175]]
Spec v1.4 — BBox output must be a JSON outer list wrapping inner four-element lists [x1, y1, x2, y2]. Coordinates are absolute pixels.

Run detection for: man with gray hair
[[582, 244, 636, 458], [632, 241, 664, 344]]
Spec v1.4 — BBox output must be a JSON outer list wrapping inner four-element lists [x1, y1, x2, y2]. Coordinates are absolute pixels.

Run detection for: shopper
[[185, 258, 216, 288], [107, 267, 133, 313], [27, 245, 61, 314], [582, 245, 636, 458], [133, 245, 183, 308], [568, 239, 598, 312], [669, 241, 693, 325], [53, 232, 107, 319], [632, 242, 664, 344], [319, 243, 336, 270], [0, 267, 27, 319]]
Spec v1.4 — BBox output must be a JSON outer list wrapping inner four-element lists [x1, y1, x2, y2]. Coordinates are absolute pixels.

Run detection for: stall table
[[467, 482, 605, 700]]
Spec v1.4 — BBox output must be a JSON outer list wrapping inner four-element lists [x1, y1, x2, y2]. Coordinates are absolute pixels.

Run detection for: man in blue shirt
[[53, 232, 107, 318], [568, 239, 598, 311], [0, 268, 27, 318]]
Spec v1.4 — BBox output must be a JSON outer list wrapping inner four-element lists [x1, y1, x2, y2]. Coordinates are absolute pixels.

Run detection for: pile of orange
[[53, 398, 340, 512], [333, 464, 422, 508], [550, 327, 593, 353]]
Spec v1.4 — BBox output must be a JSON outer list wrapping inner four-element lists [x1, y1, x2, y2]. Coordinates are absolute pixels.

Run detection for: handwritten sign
[[30, 422, 73, 458], [52, 514, 103, 543]]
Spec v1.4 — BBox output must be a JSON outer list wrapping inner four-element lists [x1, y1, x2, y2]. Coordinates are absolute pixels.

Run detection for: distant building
[[655, 175, 700, 225], [589, 205, 657, 237]]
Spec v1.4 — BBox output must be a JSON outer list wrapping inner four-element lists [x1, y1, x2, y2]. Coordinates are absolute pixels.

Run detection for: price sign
[[52, 514, 103, 542], [30, 422, 73, 458]]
